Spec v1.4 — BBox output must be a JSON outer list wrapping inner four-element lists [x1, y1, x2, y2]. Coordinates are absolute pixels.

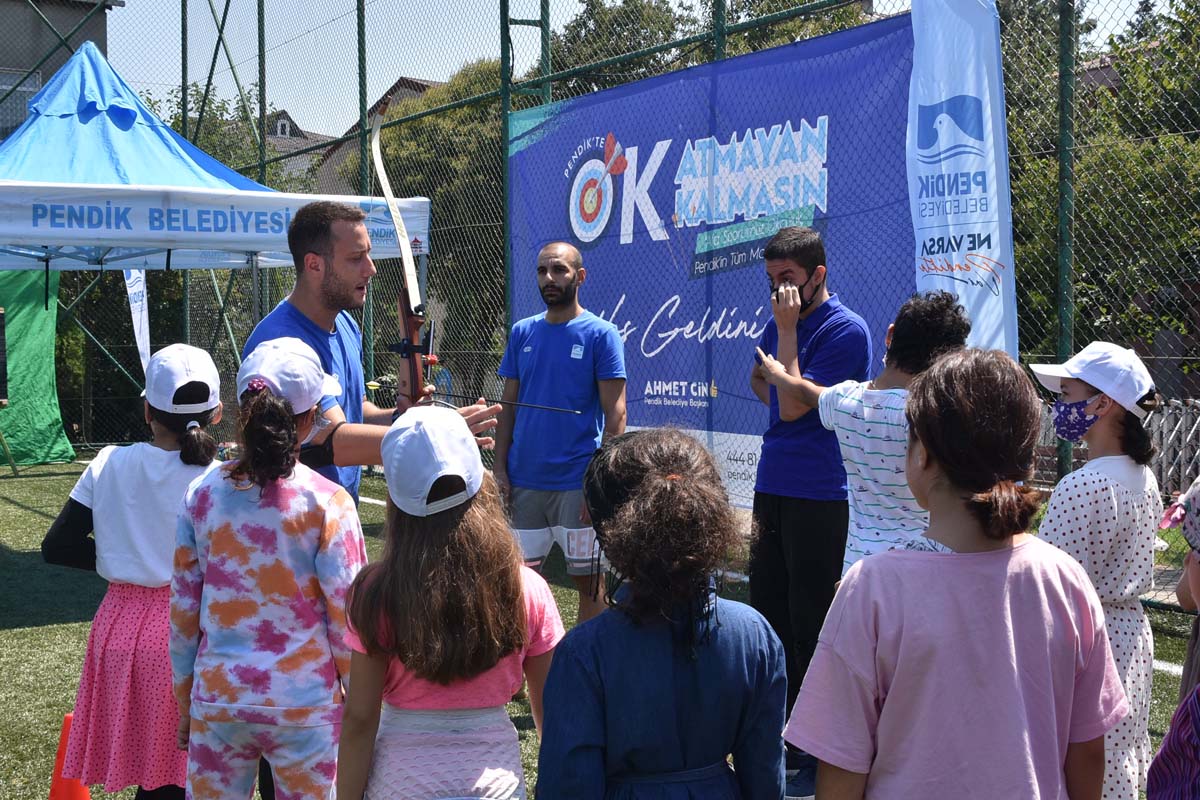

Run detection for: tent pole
[[183, 270, 190, 345]]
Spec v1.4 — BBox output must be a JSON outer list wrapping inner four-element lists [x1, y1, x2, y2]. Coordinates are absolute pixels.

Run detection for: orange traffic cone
[[48, 713, 89, 800]]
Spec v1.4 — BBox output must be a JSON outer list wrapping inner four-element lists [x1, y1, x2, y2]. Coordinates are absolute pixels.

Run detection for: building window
[[0, 68, 41, 141], [276, 119, 290, 137]]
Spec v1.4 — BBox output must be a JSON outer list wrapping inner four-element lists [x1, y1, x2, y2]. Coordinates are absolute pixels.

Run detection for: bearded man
[[495, 241, 627, 624]]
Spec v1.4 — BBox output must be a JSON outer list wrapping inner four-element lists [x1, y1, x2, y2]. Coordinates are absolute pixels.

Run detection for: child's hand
[[755, 347, 787, 386], [176, 713, 190, 751]]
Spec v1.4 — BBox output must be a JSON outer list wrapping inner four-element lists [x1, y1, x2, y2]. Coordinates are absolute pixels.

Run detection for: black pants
[[749, 492, 848, 711]]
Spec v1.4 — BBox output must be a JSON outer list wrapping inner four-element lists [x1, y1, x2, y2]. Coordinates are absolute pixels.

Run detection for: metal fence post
[[257, 0, 266, 185], [357, 0, 375, 393], [540, 0, 551, 104], [1055, 0, 1077, 479], [713, 0, 727, 60], [501, 0, 512, 330]]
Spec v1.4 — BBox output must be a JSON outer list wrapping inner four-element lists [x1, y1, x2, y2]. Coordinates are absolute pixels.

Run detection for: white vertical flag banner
[[123, 268, 150, 374], [907, 0, 1017, 356]]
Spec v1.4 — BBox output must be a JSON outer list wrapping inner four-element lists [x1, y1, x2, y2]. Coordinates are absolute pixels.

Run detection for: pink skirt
[[63, 583, 186, 791]]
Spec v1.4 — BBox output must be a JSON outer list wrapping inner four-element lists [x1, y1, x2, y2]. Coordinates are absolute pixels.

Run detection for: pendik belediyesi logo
[[915, 94, 985, 165]]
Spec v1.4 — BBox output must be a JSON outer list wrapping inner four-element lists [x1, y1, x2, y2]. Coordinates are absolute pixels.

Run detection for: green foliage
[[342, 61, 508, 396], [699, 0, 870, 57], [143, 83, 316, 194], [543, 0, 697, 97]]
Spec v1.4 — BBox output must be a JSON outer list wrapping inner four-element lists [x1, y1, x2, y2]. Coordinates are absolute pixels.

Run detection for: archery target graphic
[[569, 158, 613, 243]]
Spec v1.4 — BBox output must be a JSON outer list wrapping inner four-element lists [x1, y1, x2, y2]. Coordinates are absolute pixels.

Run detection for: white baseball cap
[[143, 344, 221, 415], [1031, 341, 1155, 419], [382, 405, 483, 516], [237, 337, 341, 412]]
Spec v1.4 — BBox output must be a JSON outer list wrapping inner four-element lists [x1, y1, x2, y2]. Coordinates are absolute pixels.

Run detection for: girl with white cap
[[42, 343, 224, 800], [1032, 341, 1162, 800], [336, 405, 564, 800], [170, 337, 366, 800]]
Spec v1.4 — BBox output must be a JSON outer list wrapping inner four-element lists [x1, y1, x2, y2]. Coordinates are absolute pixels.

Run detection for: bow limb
[[370, 99, 430, 408]]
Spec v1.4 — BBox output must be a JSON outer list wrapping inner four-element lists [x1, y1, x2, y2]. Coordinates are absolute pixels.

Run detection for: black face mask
[[769, 269, 824, 312]]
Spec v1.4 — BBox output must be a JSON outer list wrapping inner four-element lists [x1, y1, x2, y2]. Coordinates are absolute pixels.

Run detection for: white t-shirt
[[818, 380, 927, 575], [70, 443, 220, 586]]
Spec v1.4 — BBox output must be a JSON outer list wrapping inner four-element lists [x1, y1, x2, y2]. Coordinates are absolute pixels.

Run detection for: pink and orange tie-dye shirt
[[170, 462, 367, 727]]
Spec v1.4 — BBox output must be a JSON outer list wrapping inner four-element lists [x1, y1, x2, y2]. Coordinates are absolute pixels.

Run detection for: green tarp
[[0, 271, 74, 464]]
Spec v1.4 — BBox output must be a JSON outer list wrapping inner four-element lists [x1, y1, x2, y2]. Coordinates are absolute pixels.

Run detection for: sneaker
[[784, 762, 816, 800]]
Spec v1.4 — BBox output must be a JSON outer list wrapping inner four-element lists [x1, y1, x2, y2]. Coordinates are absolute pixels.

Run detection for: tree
[[542, 0, 698, 99], [341, 61, 509, 401], [143, 83, 316, 194], [1119, 0, 1163, 44]]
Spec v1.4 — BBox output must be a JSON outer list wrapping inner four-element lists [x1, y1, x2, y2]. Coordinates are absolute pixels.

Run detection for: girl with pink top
[[785, 349, 1129, 799], [337, 405, 565, 799]]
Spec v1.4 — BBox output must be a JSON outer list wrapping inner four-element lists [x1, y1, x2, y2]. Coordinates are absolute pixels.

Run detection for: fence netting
[[6, 0, 1194, 601]]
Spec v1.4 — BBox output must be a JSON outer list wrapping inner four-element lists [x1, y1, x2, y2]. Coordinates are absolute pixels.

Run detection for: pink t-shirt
[[344, 566, 564, 709], [786, 536, 1128, 799]]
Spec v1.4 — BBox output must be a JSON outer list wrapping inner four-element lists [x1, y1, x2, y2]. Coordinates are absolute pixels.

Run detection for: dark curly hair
[[906, 349, 1042, 540], [583, 429, 737, 641], [227, 389, 299, 487], [148, 380, 218, 466], [885, 291, 972, 375]]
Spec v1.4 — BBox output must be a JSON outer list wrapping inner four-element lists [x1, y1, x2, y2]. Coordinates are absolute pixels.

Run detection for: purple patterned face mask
[[1051, 395, 1101, 443]]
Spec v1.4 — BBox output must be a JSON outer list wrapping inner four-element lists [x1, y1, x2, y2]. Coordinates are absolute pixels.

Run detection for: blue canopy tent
[[0, 42, 428, 463]]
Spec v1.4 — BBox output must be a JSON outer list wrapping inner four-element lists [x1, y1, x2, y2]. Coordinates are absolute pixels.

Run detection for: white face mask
[[300, 408, 331, 446]]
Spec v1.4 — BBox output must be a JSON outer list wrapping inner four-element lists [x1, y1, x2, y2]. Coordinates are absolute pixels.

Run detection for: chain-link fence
[[4, 1, 1197, 590]]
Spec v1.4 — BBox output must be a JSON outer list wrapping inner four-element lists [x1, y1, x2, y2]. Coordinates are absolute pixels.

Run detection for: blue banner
[[508, 12, 1009, 505]]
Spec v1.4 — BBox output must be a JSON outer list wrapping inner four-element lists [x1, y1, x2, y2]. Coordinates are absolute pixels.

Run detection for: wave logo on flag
[[567, 132, 627, 243], [915, 94, 985, 165]]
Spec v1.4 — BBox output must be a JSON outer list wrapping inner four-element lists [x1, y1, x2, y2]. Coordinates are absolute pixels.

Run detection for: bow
[[370, 98, 435, 408]]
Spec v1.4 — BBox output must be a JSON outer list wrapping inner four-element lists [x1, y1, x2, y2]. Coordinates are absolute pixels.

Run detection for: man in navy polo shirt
[[749, 226, 870, 771]]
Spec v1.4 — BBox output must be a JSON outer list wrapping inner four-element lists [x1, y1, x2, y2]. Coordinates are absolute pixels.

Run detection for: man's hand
[[772, 282, 802, 331], [176, 713, 190, 751], [458, 398, 503, 449], [391, 383, 437, 417], [755, 347, 790, 387]]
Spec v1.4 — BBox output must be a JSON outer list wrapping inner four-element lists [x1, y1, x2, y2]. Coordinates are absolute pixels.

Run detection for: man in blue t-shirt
[[496, 241, 626, 624], [243, 201, 500, 503], [748, 226, 870, 780]]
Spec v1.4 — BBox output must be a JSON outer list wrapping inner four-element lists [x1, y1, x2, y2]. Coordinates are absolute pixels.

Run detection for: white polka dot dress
[[1039, 455, 1161, 800]]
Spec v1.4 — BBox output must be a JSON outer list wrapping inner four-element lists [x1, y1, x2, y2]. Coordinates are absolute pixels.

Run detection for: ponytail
[[179, 423, 218, 466], [1119, 391, 1158, 466], [965, 480, 1042, 541], [148, 380, 218, 466], [229, 389, 298, 487]]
